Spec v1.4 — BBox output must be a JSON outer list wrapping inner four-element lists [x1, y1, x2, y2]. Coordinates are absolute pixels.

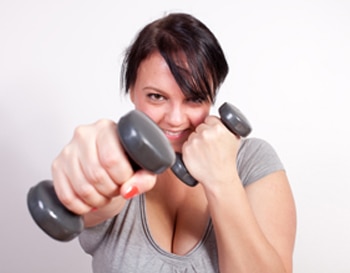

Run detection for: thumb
[[120, 169, 157, 199]]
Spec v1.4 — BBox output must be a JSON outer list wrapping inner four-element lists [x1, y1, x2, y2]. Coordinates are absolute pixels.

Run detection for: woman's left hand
[[181, 115, 241, 188]]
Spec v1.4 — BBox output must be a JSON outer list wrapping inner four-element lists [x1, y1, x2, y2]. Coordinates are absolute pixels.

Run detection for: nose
[[165, 103, 187, 127]]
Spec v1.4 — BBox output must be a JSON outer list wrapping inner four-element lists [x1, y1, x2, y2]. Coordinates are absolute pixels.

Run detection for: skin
[[52, 51, 296, 273]]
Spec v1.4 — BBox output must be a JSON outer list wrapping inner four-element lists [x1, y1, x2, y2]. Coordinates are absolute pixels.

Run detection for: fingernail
[[123, 185, 140, 199]]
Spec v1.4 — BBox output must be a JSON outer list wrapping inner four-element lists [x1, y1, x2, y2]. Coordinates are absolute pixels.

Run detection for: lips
[[163, 129, 189, 140]]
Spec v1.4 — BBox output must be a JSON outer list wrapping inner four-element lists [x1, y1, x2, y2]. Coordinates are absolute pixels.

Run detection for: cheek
[[131, 97, 155, 120], [191, 109, 210, 127], [138, 107, 162, 124]]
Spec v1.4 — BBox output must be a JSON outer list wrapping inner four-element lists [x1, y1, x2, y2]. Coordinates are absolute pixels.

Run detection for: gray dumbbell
[[171, 102, 252, 186], [27, 110, 175, 241]]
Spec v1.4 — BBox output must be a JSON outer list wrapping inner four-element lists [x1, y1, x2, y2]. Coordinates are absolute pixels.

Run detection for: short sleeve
[[79, 217, 115, 255], [237, 138, 285, 187]]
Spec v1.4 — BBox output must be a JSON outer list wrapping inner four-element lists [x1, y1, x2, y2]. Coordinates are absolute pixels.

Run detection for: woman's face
[[130, 52, 211, 152]]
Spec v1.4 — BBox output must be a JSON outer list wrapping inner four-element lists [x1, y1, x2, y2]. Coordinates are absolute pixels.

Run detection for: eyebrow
[[142, 86, 166, 94]]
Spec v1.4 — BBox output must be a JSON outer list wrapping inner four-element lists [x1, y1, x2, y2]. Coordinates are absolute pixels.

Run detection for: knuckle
[[60, 145, 73, 159], [51, 159, 59, 173], [57, 191, 76, 209], [86, 166, 106, 183], [76, 183, 94, 199], [95, 119, 115, 130], [52, 147, 73, 172], [213, 123, 223, 135], [75, 184, 109, 208], [100, 150, 120, 169], [73, 125, 88, 140], [201, 128, 211, 139]]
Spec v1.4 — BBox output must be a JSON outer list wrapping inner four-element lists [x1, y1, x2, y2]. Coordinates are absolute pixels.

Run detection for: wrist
[[203, 172, 243, 203]]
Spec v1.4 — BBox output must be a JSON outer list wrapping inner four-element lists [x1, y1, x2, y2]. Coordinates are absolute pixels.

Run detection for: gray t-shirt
[[79, 138, 284, 273]]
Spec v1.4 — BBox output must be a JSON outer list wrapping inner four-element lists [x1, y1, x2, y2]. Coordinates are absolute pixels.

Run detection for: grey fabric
[[237, 138, 284, 186], [79, 138, 284, 273]]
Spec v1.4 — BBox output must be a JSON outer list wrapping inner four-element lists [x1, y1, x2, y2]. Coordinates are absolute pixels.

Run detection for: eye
[[186, 96, 206, 104], [147, 93, 166, 101]]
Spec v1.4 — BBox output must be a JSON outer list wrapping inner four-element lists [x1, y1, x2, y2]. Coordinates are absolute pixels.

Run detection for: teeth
[[164, 130, 182, 136]]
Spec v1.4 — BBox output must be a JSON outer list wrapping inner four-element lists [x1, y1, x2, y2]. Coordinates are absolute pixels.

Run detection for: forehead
[[138, 52, 170, 73], [135, 52, 182, 92], [136, 52, 176, 85]]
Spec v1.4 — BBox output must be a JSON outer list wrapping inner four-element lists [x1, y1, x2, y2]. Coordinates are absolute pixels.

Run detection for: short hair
[[121, 13, 229, 103]]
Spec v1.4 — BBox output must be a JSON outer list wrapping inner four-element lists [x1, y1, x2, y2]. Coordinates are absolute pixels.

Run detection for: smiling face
[[130, 52, 211, 152]]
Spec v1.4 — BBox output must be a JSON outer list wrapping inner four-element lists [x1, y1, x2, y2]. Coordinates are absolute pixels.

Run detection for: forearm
[[205, 180, 287, 273], [83, 196, 126, 228]]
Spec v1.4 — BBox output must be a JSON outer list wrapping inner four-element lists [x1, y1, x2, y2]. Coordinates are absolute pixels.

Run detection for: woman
[[52, 13, 296, 273]]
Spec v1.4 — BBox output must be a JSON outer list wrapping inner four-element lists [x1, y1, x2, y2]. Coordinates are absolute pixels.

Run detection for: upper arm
[[245, 170, 297, 273]]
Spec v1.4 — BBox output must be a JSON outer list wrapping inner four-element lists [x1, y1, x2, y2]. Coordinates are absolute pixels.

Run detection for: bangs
[[157, 32, 214, 103]]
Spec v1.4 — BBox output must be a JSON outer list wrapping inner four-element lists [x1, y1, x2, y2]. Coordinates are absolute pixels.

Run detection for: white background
[[1, 0, 349, 272]]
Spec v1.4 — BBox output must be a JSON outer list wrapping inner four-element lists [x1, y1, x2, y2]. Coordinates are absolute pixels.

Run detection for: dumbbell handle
[[171, 102, 252, 186], [27, 110, 175, 242]]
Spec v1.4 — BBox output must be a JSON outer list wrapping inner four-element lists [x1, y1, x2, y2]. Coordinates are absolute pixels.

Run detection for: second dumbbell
[[171, 102, 252, 187]]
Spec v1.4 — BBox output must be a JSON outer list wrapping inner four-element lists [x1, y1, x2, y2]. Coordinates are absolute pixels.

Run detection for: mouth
[[162, 129, 189, 141]]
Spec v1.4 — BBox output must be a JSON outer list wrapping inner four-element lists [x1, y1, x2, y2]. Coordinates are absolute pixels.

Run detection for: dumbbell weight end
[[27, 180, 84, 242]]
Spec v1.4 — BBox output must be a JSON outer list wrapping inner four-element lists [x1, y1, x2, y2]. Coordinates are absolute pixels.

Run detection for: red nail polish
[[124, 185, 140, 199]]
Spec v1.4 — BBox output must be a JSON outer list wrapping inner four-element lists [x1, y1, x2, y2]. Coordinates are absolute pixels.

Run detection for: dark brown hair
[[121, 13, 229, 103]]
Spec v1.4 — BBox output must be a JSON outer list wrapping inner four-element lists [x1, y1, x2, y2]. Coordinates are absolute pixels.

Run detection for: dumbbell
[[27, 110, 176, 242], [171, 102, 252, 186]]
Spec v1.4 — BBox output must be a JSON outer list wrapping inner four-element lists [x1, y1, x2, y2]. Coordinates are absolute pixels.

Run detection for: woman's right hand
[[51, 119, 157, 216]]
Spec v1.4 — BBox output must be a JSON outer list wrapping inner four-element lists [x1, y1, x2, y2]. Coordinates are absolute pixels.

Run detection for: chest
[[145, 186, 209, 255]]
